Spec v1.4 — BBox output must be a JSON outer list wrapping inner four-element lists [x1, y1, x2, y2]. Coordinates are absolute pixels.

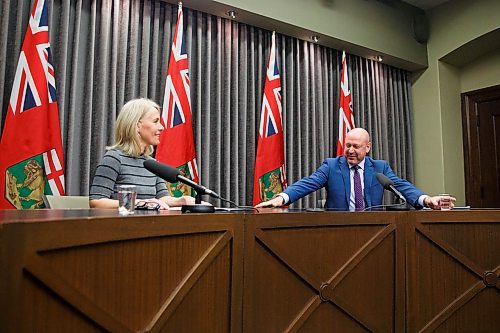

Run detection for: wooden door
[[462, 85, 500, 207]]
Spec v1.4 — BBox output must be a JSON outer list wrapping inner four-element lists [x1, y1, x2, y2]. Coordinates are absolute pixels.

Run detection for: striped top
[[89, 148, 169, 200]]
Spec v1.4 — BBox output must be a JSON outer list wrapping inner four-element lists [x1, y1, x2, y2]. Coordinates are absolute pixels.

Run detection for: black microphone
[[375, 173, 407, 203], [143, 159, 220, 199]]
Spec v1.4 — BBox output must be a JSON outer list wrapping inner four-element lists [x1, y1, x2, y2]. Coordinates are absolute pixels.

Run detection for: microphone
[[143, 159, 220, 199], [143, 159, 256, 213], [375, 173, 407, 203]]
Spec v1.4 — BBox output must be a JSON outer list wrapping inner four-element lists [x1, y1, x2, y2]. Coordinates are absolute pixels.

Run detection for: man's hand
[[255, 196, 285, 208], [424, 195, 456, 210]]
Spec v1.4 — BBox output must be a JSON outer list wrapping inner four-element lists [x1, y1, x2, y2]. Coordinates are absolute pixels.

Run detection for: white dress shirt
[[348, 160, 366, 211]]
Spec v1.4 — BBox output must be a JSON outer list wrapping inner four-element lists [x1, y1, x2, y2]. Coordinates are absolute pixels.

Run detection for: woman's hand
[[89, 198, 119, 209], [179, 195, 196, 206], [163, 196, 212, 207], [138, 198, 170, 210]]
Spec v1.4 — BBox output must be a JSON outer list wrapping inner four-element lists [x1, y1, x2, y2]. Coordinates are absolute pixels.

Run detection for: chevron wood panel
[[408, 210, 500, 333], [243, 211, 406, 333], [1, 209, 499, 332], [0, 211, 244, 333]]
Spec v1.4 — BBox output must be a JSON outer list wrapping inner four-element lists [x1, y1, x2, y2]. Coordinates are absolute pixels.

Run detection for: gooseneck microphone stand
[[385, 198, 411, 211], [181, 191, 216, 213]]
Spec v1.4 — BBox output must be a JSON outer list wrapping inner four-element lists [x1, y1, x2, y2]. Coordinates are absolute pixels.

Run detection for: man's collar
[[348, 158, 366, 170]]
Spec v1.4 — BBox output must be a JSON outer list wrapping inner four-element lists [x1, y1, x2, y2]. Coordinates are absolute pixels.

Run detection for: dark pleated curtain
[[0, 0, 415, 208]]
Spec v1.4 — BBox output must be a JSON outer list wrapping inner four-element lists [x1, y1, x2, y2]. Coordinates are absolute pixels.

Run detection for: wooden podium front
[[243, 211, 405, 332], [0, 210, 244, 332], [407, 211, 500, 333], [1, 209, 499, 332]]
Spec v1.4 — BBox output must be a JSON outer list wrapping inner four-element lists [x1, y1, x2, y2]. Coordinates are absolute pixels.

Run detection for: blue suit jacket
[[283, 156, 424, 210]]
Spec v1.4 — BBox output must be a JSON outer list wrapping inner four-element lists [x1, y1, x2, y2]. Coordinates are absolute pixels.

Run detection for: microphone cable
[[216, 196, 259, 212], [144, 159, 258, 211], [362, 201, 409, 211]]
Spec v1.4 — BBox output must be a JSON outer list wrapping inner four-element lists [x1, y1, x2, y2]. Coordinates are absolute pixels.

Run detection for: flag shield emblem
[[5, 154, 53, 209], [252, 31, 287, 205], [156, 4, 199, 198], [0, 0, 66, 209], [166, 163, 195, 197], [258, 167, 284, 202]]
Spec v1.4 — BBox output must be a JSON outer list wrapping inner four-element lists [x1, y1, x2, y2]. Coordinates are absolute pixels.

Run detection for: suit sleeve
[[283, 160, 330, 204], [382, 162, 425, 208]]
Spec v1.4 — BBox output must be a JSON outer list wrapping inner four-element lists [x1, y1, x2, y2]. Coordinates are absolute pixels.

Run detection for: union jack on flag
[[162, 6, 191, 130], [336, 51, 355, 156], [10, 0, 57, 114], [156, 3, 199, 196], [259, 43, 282, 138], [0, 0, 66, 209], [253, 31, 287, 205]]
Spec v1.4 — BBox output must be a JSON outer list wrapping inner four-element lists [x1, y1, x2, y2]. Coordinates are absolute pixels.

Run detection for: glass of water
[[439, 194, 452, 211], [118, 185, 137, 215]]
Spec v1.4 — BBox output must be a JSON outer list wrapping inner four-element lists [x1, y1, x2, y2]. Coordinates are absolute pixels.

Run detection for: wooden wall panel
[[1, 209, 499, 332], [408, 211, 500, 333], [160, 245, 233, 333], [21, 274, 105, 332], [243, 212, 406, 333], [0, 211, 243, 333]]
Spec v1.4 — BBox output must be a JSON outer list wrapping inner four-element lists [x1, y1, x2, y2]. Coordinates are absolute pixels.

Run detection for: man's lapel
[[364, 157, 374, 207], [339, 157, 350, 203]]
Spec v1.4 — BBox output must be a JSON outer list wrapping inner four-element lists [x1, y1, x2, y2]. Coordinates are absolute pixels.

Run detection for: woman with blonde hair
[[89, 98, 196, 209]]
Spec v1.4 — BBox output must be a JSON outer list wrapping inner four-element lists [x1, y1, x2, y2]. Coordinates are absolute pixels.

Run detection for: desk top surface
[[0, 207, 498, 225]]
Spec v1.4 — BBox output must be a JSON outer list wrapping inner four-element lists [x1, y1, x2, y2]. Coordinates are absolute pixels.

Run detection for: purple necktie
[[353, 166, 364, 211]]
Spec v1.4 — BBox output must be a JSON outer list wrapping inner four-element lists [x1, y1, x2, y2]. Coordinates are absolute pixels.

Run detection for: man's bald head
[[344, 128, 371, 166], [346, 128, 370, 143]]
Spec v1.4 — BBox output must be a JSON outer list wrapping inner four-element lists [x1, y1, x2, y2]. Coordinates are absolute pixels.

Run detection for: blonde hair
[[109, 98, 160, 157]]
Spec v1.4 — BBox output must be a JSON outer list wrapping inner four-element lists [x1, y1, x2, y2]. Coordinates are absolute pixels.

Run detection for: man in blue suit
[[255, 128, 455, 210]]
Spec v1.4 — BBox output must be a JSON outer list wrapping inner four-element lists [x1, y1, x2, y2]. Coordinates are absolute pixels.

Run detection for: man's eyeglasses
[[135, 201, 161, 211]]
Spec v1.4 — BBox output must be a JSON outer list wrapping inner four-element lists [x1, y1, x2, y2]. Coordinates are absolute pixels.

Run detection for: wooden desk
[[407, 210, 500, 333], [1, 209, 498, 332], [0, 210, 244, 332]]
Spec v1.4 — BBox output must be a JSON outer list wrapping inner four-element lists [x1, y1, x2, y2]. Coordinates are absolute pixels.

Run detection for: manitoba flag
[[253, 31, 287, 206], [156, 3, 198, 197], [336, 51, 355, 156], [0, 0, 65, 209]]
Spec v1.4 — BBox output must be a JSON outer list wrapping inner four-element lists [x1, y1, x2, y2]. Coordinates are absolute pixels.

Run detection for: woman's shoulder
[[104, 148, 128, 158], [106, 148, 151, 168], [100, 148, 128, 165]]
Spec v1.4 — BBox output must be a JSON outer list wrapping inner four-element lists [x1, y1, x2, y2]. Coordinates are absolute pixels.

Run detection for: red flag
[[336, 51, 355, 156], [156, 4, 198, 197], [253, 32, 287, 206], [0, 0, 65, 209]]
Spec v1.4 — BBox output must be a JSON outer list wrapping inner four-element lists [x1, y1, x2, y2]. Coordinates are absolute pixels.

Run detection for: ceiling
[[401, 0, 450, 10]]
